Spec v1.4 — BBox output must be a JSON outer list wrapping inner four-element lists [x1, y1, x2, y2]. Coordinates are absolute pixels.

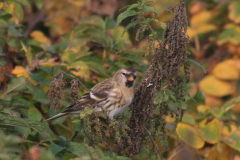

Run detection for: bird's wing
[[63, 78, 114, 113], [89, 78, 113, 101]]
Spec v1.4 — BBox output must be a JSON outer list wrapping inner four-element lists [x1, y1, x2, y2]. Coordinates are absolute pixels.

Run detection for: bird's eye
[[122, 73, 127, 76]]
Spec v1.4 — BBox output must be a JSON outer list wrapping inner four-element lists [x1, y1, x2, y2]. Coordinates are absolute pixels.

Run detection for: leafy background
[[0, 0, 240, 159]]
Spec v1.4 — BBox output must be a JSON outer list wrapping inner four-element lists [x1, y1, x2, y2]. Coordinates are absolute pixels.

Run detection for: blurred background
[[0, 0, 240, 160]]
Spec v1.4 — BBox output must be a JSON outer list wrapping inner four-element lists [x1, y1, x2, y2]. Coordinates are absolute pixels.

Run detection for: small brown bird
[[43, 67, 137, 122]]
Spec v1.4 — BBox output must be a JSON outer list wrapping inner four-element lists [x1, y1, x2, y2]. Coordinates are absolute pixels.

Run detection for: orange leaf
[[12, 66, 29, 78]]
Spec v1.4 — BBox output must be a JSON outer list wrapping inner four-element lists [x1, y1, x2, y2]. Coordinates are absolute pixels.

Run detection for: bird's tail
[[42, 112, 68, 122]]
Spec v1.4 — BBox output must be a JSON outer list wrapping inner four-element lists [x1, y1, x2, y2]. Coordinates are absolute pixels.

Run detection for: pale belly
[[108, 96, 133, 119]]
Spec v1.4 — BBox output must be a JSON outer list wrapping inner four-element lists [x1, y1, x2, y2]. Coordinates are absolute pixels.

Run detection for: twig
[[194, 35, 200, 56], [141, 17, 162, 46], [24, 6, 46, 37], [144, 126, 162, 160], [26, 50, 57, 73]]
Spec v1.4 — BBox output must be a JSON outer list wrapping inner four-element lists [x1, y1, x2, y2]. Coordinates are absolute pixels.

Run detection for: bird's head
[[114, 67, 137, 88]]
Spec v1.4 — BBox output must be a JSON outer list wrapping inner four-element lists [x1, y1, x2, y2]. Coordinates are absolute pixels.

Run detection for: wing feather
[[64, 78, 114, 113]]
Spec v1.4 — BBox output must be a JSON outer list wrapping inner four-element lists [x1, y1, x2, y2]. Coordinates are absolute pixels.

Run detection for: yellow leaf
[[176, 122, 204, 149], [39, 57, 63, 67], [212, 61, 239, 80], [228, 1, 240, 24], [0, 3, 3, 9], [68, 61, 90, 81], [165, 115, 175, 123], [30, 31, 51, 45], [12, 66, 37, 85], [190, 11, 213, 28], [12, 66, 29, 78], [67, 0, 85, 7], [5, 4, 14, 14], [188, 24, 217, 38], [222, 123, 237, 137], [197, 105, 210, 115], [45, 16, 71, 37], [199, 75, 236, 97]]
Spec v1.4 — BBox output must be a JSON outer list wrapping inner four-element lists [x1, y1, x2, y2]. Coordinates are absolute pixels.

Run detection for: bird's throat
[[125, 80, 134, 88]]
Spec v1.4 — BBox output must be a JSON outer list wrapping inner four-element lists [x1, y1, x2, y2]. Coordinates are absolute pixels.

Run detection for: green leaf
[[7, 77, 27, 93], [182, 114, 195, 125], [0, 19, 9, 27], [228, 1, 240, 24], [219, 28, 235, 40], [120, 4, 139, 11], [8, 37, 28, 48], [26, 46, 33, 67], [0, 56, 6, 66], [32, 88, 50, 104], [105, 18, 116, 30], [121, 53, 141, 63], [88, 62, 110, 78], [6, 97, 30, 117], [210, 106, 224, 119], [197, 119, 220, 144], [0, 28, 7, 46], [58, 142, 90, 157], [223, 95, 240, 111], [116, 156, 131, 160], [222, 130, 240, 151], [15, 126, 31, 139], [142, 5, 158, 16], [74, 24, 93, 37], [81, 16, 105, 30], [188, 59, 206, 73], [159, 22, 166, 29], [72, 119, 80, 123], [25, 82, 38, 94], [28, 107, 42, 121], [0, 132, 22, 159], [0, 12, 13, 20], [8, 25, 22, 37], [49, 144, 64, 155], [12, 2, 24, 21], [15, 0, 31, 7], [142, 1, 154, 5], [176, 123, 204, 149], [122, 20, 140, 36], [116, 10, 137, 26], [0, 116, 56, 141]]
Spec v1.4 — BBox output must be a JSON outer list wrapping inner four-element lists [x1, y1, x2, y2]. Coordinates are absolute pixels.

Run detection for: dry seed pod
[[70, 78, 79, 105], [48, 72, 66, 113]]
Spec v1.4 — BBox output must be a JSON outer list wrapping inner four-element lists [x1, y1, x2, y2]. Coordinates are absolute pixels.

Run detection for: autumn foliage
[[1, 0, 240, 160]]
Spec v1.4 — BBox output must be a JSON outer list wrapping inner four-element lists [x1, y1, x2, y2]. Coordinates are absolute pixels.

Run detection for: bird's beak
[[128, 76, 134, 81]]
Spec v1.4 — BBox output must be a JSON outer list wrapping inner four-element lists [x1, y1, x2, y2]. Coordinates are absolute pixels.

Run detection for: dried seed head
[[48, 72, 66, 113], [70, 78, 79, 105]]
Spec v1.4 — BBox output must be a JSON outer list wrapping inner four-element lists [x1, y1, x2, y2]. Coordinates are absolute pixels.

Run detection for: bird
[[43, 67, 137, 122]]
